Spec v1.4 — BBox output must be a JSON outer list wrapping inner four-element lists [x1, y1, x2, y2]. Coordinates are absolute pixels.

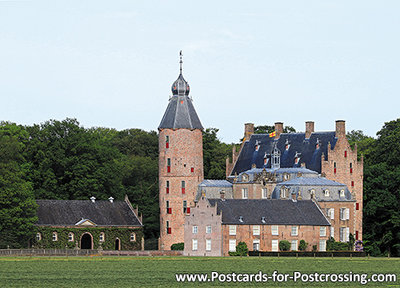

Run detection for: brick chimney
[[335, 120, 346, 137], [305, 121, 314, 139], [244, 123, 254, 141], [275, 122, 283, 139]]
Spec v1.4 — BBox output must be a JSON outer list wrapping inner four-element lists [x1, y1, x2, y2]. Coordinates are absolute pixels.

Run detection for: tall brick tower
[[158, 52, 204, 250]]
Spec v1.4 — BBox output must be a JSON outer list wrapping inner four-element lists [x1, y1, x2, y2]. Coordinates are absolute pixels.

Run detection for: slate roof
[[231, 132, 337, 175], [158, 95, 203, 130], [278, 177, 346, 186], [36, 200, 142, 227], [208, 199, 330, 226], [199, 179, 233, 187]]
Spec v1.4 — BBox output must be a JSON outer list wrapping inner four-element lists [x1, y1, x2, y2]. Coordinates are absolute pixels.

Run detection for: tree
[[254, 125, 296, 134], [298, 240, 308, 251], [279, 240, 290, 251], [0, 122, 37, 248]]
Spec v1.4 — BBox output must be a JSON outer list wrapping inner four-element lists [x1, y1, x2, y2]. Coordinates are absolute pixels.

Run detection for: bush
[[171, 243, 184, 250], [279, 240, 290, 251], [229, 241, 248, 256], [312, 245, 317, 252], [298, 240, 308, 251], [326, 237, 352, 251]]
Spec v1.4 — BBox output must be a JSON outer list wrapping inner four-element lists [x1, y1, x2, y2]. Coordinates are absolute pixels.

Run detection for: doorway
[[115, 238, 120, 250], [81, 233, 92, 249]]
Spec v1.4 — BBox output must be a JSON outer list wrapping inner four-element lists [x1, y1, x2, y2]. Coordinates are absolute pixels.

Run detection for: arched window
[[52, 232, 58, 241], [324, 189, 330, 197], [36, 233, 41, 241], [68, 232, 74, 242], [130, 233, 136, 242], [99, 232, 105, 242]]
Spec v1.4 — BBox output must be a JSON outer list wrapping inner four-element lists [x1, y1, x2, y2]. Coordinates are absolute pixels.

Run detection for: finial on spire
[[179, 50, 183, 74]]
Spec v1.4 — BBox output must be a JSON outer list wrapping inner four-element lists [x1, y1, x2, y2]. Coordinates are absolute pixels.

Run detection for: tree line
[[0, 118, 399, 256]]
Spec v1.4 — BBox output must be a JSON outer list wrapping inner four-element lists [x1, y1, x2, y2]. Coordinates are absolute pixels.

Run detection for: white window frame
[[229, 239, 236, 252], [271, 240, 278, 252], [340, 227, 345, 242], [291, 226, 298, 236], [52, 232, 58, 241], [99, 232, 105, 242], [320, 226, 326, 237], [253, 239, 260, 251], [330, 227, 335, 239], [319, 240, 326, 251], [130, 233, 136, 242], [192, 239, 198, 251], [253, 225, 260, 236], [36, 233, 41, 241], [324, 189, 330, 197], [206, 225, 212, 234], [206, 239, 211, 251], [329, 208, 335, 220], [262, 188, 268, 199], [242, 188, 248, 199], [291, 240, 298, 251], [340, 189, 345, 197], [346, 227, 350, 242], [68, 232, 74, 242], [271, 225, 278, 236], [192, 226, 198, 234], [229, 225, 236, 236]]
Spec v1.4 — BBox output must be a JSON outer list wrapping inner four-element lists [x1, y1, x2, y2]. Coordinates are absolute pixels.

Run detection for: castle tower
[[158, 52, 204, 250]]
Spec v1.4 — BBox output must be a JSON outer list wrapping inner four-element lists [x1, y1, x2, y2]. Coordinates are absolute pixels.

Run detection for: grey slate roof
[[278, 177, 346, 186], [199, 179, 233, 187], [158, 95, 203, 130], [36, 200, 142, 227], [231, 132, 337, 175], [208, 199, 330, 226]]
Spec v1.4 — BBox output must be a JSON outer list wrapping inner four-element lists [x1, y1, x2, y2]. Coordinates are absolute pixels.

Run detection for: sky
[[0, 1, 399, 143]]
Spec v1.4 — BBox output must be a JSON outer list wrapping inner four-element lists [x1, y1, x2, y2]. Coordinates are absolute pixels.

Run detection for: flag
[[269, 131, 276, 138]]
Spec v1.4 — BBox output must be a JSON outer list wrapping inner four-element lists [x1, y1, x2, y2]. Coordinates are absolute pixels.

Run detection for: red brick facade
[[159, 128, 203, 250]]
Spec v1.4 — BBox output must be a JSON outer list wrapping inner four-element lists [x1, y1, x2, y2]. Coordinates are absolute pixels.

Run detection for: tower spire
[[179, 50, 183, 74]]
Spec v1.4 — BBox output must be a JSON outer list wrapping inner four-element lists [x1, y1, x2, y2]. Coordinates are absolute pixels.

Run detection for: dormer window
[[272, 144, 281, 169], [340, 190, 345, 197], [263, 153, 270, 166], [294, 152, 301, 165], [285, 139, 290, 151], [324, 189, 330, 197], [239, 216, 244, 223], [242, 174, 248, 182], [310, 189, 315, 199], [261, 217, 266, 223], [283, 173, 289, 181], [315, 138, 321, 149], [255, 140, 260, 151], [281, 187, 287, 199]]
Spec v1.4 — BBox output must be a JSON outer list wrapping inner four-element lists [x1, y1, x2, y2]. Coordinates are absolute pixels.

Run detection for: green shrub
[[229, 241, 248, 256], [279, 240, 290, 251], [312, 245, 317, 252], [171, 243, 184, 250], [298, 240, 308, 251]]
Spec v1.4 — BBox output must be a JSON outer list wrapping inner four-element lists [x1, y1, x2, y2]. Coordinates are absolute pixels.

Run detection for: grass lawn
[[0, 256, 399, 287]]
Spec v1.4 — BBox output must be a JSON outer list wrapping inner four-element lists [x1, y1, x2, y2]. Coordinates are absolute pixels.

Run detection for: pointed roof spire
[[171, 50, 190, 96], [180, 50, 183, 74]]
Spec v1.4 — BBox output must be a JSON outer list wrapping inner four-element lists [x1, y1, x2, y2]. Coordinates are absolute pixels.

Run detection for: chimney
[[90, 196, 96, 203], [108, 197, 114, 203], [305, 121, 314, 139], [275, 122, 283, 139], [244, 123, 254, 141], [335, 120, 346, 137]]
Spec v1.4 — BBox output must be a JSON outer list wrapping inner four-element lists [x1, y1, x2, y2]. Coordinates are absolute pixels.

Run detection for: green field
[[0, 256, 399, 287]]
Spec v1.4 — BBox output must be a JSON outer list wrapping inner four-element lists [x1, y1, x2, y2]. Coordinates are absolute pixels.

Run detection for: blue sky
[[0, 1, 399, 143]]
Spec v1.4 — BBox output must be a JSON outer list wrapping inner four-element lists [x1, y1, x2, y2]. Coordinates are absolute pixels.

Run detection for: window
[[166, 181, 169, 194], [229, 225, 236, 236], [324, 189, 330, 197], [181, 181, 186, 194], [310, 189, 315, 199], [330, 227, 335, 239], [350, 163, 353, 173], [52, 232, 58, 241], [167, 158, 171, 173], [68, 232, 74, 242], [281, 187, 287, 199], [328, 208, 335, 220], [334, 162, 337, 174], [192, 226, 198, 234], [340, 208, 350, 220], [206, 239, 211, 251], [206, 226, 212, 234], [253, 239, 260, 251], [36, 233, 41, 241], [242, 188, 248, 199], [351, 181, 354, 187], [130, 233, 136, 242], [320, 227, 326, 237], [356, 231, 359, 240], [165, 135, 169, 148], [262, 188, 268, 199], [340, 227, 349, 242], [166, 201, 171, 214], [271, 225, 279, 236], [191, 167, 194, 173], [229, 239, 236, 252], [356, 203, 359, 210], [291, 240, 298, 251], [166, 221, 171, 234], [271, 240, 278, 252], [253, 225, 260, 236], [291, 226, 298, 236], [192, 239, 198, 251], [319, 240, 326, 251], [344, 150, 347, 158], [183, 200, 188, 214], [99, 232, 105, 242], [340, 190, 345, 197]]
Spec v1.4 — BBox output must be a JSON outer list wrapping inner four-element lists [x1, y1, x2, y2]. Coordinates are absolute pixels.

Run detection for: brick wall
[[159, 128, 204, 250]]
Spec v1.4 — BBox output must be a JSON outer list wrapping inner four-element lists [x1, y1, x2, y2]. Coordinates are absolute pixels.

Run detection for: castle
[[158, 54, 363, 255]]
